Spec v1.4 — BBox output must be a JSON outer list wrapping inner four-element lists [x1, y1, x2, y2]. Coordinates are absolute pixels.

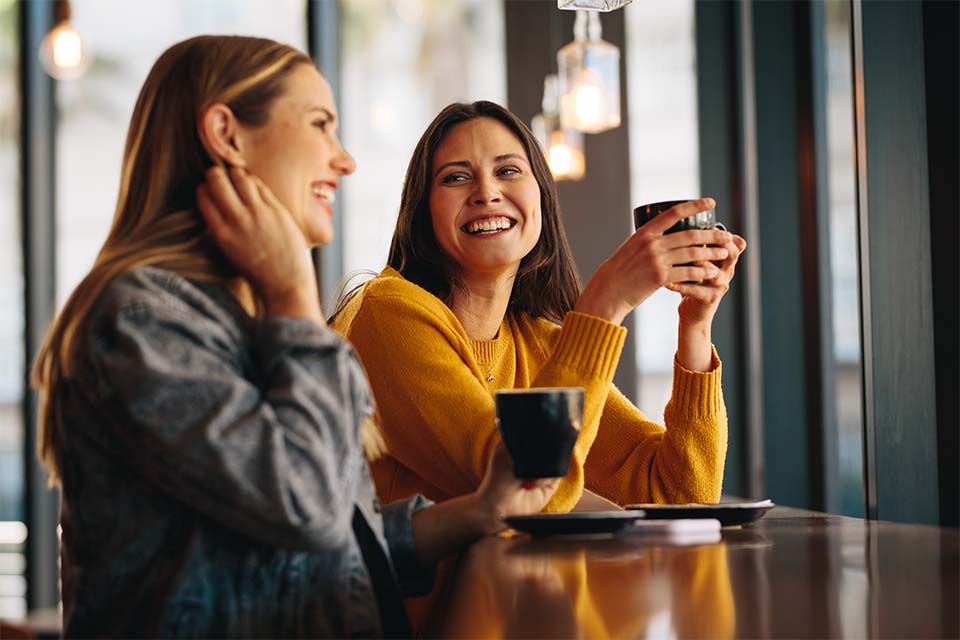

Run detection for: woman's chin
[[304, 221, 334, 248], [461, 256, 525, 279]]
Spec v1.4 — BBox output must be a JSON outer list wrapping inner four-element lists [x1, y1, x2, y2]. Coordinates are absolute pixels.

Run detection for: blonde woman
[[32, 37, 556, 637]]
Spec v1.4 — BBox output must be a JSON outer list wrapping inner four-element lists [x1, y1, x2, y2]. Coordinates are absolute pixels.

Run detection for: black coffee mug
[[632, 199, 724, 234], [633, 199, 726, 283], [494, 387, 584, 479]]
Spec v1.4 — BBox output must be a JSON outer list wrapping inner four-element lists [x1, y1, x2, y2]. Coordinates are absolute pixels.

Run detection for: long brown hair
[[385, 101, 581, 323], [31, 35, 311, 483]]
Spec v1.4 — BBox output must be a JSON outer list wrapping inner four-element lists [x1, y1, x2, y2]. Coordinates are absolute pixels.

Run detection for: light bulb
[[39, 21, 90, 80], [547, 130, 585, 181], [549, 141, 574, 176], [573, 81, 603, 128], [532, 74, 585, 181]]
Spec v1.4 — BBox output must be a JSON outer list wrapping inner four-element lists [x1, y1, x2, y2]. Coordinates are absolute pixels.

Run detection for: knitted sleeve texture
[[584, 349, 727, 505]]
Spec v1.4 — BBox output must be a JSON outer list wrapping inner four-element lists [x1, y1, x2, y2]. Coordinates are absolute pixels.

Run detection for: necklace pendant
[[486, 375, 495, 382]]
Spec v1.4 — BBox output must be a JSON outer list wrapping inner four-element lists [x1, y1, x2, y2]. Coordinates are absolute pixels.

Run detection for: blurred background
[[0, 0, 955, 619]]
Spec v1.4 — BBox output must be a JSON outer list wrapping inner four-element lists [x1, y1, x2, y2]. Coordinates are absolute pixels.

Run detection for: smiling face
[[237, 64, 355, 247], [429, 117, 543, 283]]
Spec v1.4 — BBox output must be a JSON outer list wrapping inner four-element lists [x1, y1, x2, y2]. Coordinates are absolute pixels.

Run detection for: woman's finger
[[667, 245, 730, 265], [196, 184, 226, 234], [661, 227, 731, 250], [669, 283, 721, 303], [227, 166, 263, 209], [204, 166, 248, 224], [718, 235, 746, 270], [252, 174, 286, 211], [669, 263, 720, 284], [641, 197, 716, 237]]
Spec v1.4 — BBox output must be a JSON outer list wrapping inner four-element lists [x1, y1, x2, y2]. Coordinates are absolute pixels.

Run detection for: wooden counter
[[431, 507, 959, 638]]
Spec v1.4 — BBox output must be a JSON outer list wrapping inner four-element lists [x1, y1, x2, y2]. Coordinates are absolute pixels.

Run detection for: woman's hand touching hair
[[196, 166, 324, 323]]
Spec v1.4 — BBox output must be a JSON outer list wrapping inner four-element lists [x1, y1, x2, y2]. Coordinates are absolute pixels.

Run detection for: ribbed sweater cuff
[[670, 345, 724, 418], [553, 312, 626, 380]]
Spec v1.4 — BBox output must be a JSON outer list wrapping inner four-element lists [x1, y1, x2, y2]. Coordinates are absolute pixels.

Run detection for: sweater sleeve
[[583, 347, 728, 504], [340, 281, 625, 513]]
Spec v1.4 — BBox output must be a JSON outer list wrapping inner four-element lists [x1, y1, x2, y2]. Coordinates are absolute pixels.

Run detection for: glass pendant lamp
[[557, 0, 633, 11], [557, 11, 621, 133], [531, 75, 586, 181], [38, 0, 90, 80]]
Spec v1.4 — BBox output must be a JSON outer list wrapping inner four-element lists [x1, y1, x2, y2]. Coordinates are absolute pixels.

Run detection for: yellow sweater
[[333, 267, 727, 512]]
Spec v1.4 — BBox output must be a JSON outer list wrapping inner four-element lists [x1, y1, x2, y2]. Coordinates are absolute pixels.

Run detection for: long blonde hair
[[31, 36, 312, 483]]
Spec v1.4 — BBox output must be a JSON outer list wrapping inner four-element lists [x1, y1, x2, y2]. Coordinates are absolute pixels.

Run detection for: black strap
[[352, 507, 412, 638]]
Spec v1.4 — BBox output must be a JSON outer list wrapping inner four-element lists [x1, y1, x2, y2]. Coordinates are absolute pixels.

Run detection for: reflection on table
[[435, 534, 733, 639], [431, 507, 960, 639]]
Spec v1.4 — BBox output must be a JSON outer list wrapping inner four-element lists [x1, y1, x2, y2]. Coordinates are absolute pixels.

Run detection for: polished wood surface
[[431, 507, 959, 638]]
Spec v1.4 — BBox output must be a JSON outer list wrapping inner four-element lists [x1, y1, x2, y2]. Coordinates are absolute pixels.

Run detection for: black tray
[[622, 500, 774, 527], [504, 510, 646, 537]]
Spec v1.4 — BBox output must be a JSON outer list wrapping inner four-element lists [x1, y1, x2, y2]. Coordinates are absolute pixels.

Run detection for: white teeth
[[312, 184, 335, 204], [465, 216, 514, 234]]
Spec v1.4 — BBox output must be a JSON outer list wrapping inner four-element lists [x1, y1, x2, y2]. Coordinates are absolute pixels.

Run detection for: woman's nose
[[332, 138, 356, 176], [471, 175, 501, 205]]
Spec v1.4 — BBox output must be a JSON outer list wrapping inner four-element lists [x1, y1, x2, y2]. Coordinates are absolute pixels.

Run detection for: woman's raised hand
[[669, 230, 747, 327], [574, 198, 735, 326], [196, 166, 323, 322]]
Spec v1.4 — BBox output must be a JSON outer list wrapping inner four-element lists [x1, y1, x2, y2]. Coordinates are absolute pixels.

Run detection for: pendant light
[[532, 75, 586, 181], [557, 10, 621, 133], [39, 0, 91, 81], [557, 0, 633, 11]]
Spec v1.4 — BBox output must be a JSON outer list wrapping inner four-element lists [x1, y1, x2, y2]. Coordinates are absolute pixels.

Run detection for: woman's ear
[[199, 103, 247, 168]]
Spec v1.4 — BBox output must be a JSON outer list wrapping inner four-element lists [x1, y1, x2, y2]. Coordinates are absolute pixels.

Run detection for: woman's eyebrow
[[495, 153, 528, 163], [434, 160, 471, 177], [308, 106, 336, 122]]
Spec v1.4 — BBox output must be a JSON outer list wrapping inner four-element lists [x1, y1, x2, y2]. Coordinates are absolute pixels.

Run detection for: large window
[[56, 0, 307, 307], [625, 0, 700, 419], [340, 0, 506, 277], [0, 0, 25, 621]]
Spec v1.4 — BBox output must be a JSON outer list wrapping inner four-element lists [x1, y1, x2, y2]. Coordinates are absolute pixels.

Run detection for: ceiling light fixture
[[557, 0, 633, 11], [532, 74, 586, 181], [39, 0, 90, 81], [557, 10, 621, 134]]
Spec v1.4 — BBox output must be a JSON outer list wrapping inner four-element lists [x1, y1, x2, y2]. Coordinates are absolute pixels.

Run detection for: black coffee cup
[[632, 199, 721, 234], [494, 387, 584, 479], [633, 199, 726, 283]]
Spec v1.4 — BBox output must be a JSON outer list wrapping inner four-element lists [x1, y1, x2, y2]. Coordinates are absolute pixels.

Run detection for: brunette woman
[[333, 101, 746, 513]]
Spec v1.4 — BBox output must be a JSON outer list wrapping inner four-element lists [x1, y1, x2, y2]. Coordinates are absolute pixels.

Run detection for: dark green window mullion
[[852, 0, 939, 525], [800, 0, 837, 514], [751, 0, 834, 511], [307, 0, 344, 313], [19, 0, 61, 609]]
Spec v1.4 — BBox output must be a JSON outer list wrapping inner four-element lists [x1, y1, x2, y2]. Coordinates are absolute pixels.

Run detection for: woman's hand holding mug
[[668, 229, 747, 328], [475, 443, 560, 532], [575, 198, 733, 326]]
